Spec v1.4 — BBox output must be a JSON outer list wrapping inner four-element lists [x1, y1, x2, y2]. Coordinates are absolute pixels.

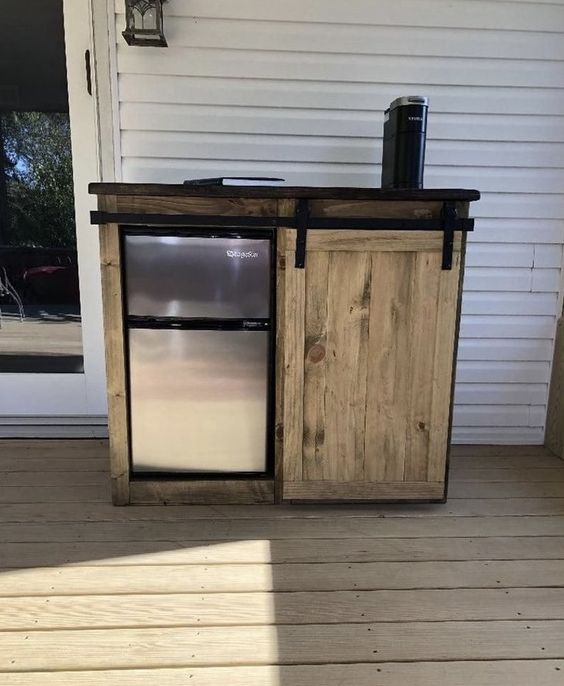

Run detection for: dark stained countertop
[[89, 183, 480, 203]]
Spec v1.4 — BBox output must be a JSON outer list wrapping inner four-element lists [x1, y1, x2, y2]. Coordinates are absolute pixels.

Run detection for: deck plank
[[452, 445, 556, 458], [1, 515, 563, 541], [448, 481, 564, 498], [13, 481, 564, 504], [0, 440, 109, 458], [0, 457, 108, 472], [1, 497, 564, 523], [2, 662, 564, 686], [0, 485, 109, 504], [2, 535, 563, 567], [1, 560, 564, 595], [3, 588, 564, 630], [450, 467, 564, 482], [1, 472, 109, 487], [1, 621, 564, 671]]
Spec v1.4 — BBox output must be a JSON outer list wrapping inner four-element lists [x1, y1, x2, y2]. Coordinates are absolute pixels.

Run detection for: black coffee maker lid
[[387, 95, 429, 112]]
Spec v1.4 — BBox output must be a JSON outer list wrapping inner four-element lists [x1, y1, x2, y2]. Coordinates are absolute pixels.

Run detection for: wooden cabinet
[[90, 184, 478, 505], [277, 200, 468, 502]]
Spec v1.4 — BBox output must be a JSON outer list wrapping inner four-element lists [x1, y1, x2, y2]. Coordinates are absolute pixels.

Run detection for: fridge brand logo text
[[226, 250, 260, 259]]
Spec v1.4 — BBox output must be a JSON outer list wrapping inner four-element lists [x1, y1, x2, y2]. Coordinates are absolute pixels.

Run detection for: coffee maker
[[381, 96, 429, 189]]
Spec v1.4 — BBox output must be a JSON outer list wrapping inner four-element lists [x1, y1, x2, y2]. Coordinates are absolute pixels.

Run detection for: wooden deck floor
[[0, 440, 563, 684]]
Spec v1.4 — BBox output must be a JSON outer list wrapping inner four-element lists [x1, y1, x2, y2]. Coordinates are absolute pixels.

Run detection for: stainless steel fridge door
[[125, 235, 271, 319], [129, 328, 269, 473]]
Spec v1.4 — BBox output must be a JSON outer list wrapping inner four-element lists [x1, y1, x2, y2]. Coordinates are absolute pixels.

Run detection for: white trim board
[[0, 416, 108, 438]]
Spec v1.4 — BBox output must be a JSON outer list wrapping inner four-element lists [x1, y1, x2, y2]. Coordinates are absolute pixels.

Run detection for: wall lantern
[[122, 0, 168, 47]]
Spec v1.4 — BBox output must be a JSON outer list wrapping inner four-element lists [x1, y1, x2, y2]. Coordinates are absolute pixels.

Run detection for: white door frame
[[0, 0, 118, 433]]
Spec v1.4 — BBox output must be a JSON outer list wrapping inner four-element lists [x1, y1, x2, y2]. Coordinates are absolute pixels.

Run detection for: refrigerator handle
[[243, 320, 270, 331]]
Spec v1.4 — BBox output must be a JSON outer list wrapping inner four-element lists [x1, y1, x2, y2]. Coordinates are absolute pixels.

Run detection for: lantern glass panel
[[140, 7, 157, 31], [123, 0, 167, 47]]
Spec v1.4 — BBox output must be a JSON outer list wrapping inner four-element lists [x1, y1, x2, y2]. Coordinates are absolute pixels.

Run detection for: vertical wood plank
[[302, 252, 330, 480], [275, 199, 296, 502], [274, 229, 286, 502], [282, 242, 306, 484], [98, 197, 130, 505], [427, 251, 463, 482], [364, 252, 414, 482], [324, 252, 371, 482], [404, 252, 442, 482]]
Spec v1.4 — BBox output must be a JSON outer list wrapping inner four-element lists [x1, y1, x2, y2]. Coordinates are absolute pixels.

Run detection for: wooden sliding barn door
[[279, 228, 464, 502]]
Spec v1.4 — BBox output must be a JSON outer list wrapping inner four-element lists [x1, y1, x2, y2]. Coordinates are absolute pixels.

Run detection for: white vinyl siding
[[111, 0, 564, 444]]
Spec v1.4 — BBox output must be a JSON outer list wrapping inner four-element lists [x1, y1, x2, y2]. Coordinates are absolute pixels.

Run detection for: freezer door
[[129, 328, 269, 473], [125, 235, 271, 319]]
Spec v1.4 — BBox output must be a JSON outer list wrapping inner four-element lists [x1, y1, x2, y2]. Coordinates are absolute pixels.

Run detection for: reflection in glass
[[0, 111, 83, 373]]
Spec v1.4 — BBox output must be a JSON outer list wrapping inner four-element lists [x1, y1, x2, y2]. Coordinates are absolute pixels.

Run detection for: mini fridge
[[123, 231, 273, 474]]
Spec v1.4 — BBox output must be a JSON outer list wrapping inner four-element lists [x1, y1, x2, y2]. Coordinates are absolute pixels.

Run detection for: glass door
[[0, 0, 107, 433], [0, 111, 82, 375]]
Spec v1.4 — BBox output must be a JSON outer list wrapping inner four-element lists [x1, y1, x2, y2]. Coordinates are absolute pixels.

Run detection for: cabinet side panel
[[98, 204, 129, 505]]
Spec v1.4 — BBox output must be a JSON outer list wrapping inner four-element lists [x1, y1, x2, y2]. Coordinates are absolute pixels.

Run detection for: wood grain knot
[[417, 421, 427, 431], [308, 344, 326, 363]]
